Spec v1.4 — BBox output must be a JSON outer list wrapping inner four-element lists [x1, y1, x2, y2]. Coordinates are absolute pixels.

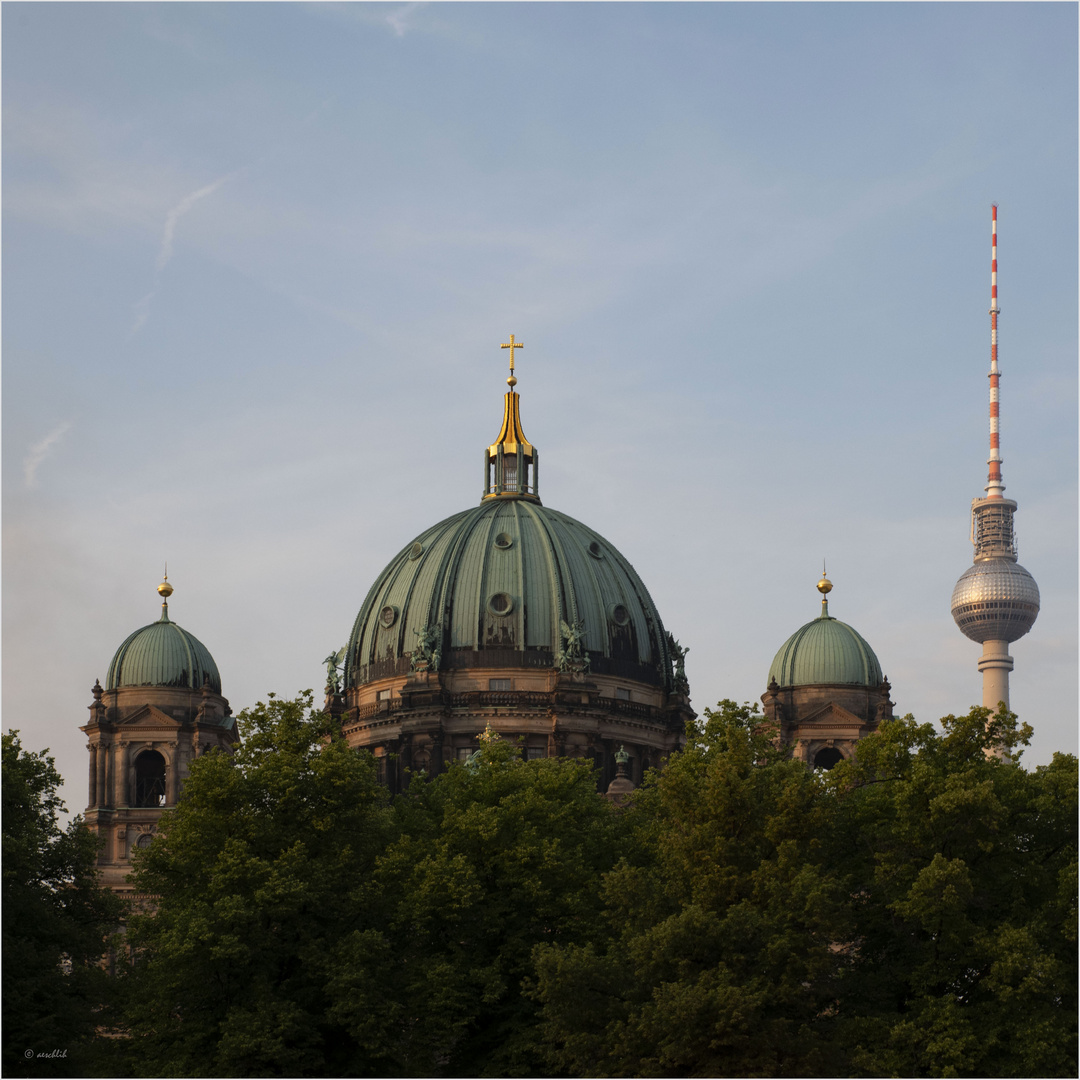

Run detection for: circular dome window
[[588, 541, 604, 559], [610, 604, 630, 627], [494, 532, 513, 549], [379, 605, 398, 628], [409, 541, 424, 561], [488, 592, 514, 617]]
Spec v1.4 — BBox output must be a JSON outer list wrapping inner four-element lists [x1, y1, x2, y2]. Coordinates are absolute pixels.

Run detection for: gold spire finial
[[501, 333, 523, 387], [158, 566, 173, 599], [484, 336, 539, 502]]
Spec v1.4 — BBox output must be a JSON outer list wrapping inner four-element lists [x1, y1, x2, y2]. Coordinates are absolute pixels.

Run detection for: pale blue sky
[[4, 2, 1076, 803]]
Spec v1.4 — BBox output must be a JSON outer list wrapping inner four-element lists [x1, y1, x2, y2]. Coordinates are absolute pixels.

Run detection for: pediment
[[116, 704, 185, 729], [797, 701, 866, 728]]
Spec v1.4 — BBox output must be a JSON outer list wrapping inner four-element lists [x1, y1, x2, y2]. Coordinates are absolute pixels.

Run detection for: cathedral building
[[761, 573, 893, 769], [81, 343, 899, 890], [80, 576, 236, 896], [331, 340, 694, 792]]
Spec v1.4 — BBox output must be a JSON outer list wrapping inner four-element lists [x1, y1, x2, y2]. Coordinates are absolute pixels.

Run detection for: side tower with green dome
[[761, 573, 893, 769], [81, 576, 235, 895], [336, 340, 693, 792]]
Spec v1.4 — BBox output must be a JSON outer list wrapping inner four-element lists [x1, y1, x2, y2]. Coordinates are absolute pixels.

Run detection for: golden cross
[[500, 334, 524, 375]]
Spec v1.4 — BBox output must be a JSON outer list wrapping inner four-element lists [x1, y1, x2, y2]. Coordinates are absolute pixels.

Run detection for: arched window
[[135, 750, 167, 807], [813, 747, 844, 771]]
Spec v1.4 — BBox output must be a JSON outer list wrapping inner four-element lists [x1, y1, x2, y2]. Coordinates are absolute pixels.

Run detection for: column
[[102, 743, 113, 809], [114, 743, 129, 807], [87, 744, 98, 808], [165, 748, 178, 806], [96, 743, 107, 808]]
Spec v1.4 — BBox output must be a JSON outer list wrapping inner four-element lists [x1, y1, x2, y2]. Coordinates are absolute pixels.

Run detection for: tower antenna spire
[[987, 204, 1004, 498]]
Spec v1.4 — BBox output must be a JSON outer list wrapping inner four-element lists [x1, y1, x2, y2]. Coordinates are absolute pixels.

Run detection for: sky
[[4, 2, 1076, 811]]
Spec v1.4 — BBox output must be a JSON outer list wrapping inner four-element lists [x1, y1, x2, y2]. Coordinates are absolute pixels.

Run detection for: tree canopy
[[122, 701, 623, 1077], [123, 692, 394, 1077], [2, 731, 121, 1078], [15, 694, 1073, 1078], [533, 702, 1077, 1078]]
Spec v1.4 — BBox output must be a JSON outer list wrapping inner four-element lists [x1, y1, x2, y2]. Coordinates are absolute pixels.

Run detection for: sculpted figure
[[667, 633, 690, 696], [558, 618, 590, 675], [323, 646, 346, 693], [412, 625, 441, 672]]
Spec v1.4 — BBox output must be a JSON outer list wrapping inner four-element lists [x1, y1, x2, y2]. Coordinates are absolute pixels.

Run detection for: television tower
[[950, 206, 1040, 713]]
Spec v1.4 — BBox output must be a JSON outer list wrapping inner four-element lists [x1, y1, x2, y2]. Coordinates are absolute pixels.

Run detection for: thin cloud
[[156, 172, 235, 272], [386, 3, 423, 37], [129, 169, 239, 336], [129, 291, 156, 338], [24, 422, 71, 488]]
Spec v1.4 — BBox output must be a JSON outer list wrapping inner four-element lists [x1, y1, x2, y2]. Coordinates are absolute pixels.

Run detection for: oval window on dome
[[588, 541, 604, 559], [488, 592, 514, 617], [379, 606, 398, 629], [609, 604, 630, 627], [494, 532, 513, 550], [409, 541, 424, 561]]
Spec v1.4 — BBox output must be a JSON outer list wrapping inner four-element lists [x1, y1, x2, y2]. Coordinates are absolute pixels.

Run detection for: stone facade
[[761, 675, 893, 768], [81, 676, 235, 896], [332, 661, 691, 793]]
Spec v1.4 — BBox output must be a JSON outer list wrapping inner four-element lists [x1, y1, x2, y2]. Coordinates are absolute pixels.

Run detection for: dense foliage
[[121, 698, 623, 1077], [2, 732, 121, 1078], [122, 693, 394, 1077], [534, 702, 1077, 1078], [10, 697, 1074, 1077]]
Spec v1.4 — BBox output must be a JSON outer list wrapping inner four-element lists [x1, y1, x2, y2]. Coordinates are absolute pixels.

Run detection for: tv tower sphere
[[950, 206, 1039, 714]]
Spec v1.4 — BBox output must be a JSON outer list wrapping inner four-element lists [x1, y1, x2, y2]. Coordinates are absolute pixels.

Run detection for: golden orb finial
[[158, 568, 173, 599], [817, 563, 832, 596]]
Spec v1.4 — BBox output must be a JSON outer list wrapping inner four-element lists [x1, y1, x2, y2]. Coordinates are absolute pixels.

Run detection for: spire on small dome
[[157, 568, 173, 622], [483, 334, 540, 502], [817, 564, 833, 619]]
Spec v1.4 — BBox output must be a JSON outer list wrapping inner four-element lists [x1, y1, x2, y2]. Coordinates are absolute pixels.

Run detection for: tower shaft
[[978, 640, 1014, 711]]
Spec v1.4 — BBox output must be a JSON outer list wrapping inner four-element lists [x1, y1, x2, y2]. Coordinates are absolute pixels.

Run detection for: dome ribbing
[[345, 498, 673, 691], [768, 600, 882, 689], [106, 601, 221, 692]]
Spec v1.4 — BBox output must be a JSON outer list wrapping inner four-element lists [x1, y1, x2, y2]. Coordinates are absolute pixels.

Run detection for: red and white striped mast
[[986, 204, 1004, 498]]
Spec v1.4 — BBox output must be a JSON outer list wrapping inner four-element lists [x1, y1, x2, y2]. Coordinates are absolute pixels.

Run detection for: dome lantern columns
[[483, 335, 540, 502]]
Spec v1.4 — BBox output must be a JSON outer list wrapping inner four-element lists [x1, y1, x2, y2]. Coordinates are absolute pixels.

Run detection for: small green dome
[[106, 603, 221, 692], [768, 600, 882, 688], [345, 498, 674, 690]]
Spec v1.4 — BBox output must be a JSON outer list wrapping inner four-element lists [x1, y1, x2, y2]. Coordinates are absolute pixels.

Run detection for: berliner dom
[[333, 339, 693, 792]]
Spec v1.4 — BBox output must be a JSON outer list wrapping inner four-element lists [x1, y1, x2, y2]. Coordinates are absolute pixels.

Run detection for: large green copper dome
[[345, 498, 674, 691], [106, 594, 221, 692], [768, 594, 882, 689]]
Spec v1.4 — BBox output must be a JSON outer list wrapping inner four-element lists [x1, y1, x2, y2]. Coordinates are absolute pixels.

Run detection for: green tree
[[534, 701, 853, 1078], [835, 706, 1078, 1078], [534, 703, 1078, 1079], [123, 693, 394, 1078], [2, 731, 121, 1078], [326, 730, 626, 1077]]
